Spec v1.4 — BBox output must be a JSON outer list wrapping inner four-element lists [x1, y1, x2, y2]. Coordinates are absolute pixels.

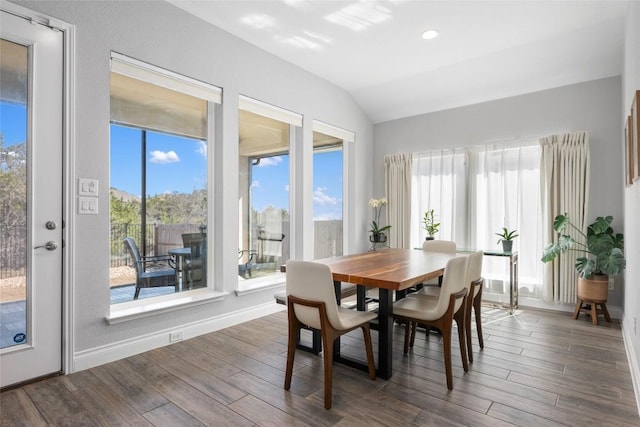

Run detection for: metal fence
[[1, 220, 344, 278], [0, 225, 26, 279]]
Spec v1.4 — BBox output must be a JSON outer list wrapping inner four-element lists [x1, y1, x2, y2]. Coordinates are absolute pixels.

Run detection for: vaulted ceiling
[[169, 0, 627, 124]]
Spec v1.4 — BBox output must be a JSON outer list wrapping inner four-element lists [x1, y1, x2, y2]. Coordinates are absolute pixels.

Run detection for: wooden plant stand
[[573, 298, 612, 325]]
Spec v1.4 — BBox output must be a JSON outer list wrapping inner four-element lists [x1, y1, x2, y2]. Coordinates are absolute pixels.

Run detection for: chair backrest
[[123, 237, 143, 276], [467, 251, 484, 295], [285, 260, 341, 330], [182, 233, 204, 258], [422, 239, 456, 254], [432, 255, 469, 318]]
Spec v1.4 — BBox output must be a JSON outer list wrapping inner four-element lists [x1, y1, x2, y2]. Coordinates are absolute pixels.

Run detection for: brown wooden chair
[[284, 260, 376, 409], [411, 250, 484, 363], [123, 237, 177, 299], [393, 254, 470, 390]]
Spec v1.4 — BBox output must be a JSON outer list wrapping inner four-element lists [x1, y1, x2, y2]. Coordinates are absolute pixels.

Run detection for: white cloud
[[149, 150, 180, 164], [256, 156, 282, 167], [197, 141, 207, 157], [251, 180, 260, 188], [313, 187, 337, 205], [284, 185, 289, 192]]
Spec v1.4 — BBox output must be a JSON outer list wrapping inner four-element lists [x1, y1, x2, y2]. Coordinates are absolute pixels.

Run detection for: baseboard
[[622, 314, 640, 418], [72, 302, 285, 372]]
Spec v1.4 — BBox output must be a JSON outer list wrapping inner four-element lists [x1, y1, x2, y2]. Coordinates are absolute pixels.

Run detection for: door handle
[[34, 241, 58, 251]]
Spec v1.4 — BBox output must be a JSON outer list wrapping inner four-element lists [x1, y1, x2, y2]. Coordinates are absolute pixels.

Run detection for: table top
[[314, 248, 454, 291], [168, 247, 191, 256]]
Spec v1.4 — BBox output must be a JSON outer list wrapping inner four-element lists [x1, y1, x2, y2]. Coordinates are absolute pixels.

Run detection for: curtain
[[540, 132, 589, 303], [468, 142, 543, 298], [384, 153, 412, 248], [411, 149, 468, 248]]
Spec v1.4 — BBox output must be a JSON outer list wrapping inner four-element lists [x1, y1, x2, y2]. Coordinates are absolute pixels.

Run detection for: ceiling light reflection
[[241, 14, 276, 30], [325, 2, 391, 31]]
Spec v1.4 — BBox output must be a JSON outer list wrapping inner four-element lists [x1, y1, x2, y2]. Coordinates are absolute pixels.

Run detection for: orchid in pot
[[369, 197, 390, 243]]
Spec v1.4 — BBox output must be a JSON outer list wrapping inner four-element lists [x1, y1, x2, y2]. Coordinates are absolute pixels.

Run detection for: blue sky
[[2, 109, 342, 220], [0, 103, 27, 145]]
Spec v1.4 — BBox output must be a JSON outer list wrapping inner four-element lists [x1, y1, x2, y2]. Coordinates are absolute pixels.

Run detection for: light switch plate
[[79, 178, 99, 196], [78, 197, 98, 214]]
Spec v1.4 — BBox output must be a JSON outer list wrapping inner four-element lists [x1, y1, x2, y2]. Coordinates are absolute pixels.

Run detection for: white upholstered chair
[[393, 254, 470, 390], [410, 251, 484, 363], [284, 260, 376, 409]]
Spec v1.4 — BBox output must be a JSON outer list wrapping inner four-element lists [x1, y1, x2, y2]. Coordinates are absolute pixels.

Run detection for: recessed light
[[422, 29, 439, 40]]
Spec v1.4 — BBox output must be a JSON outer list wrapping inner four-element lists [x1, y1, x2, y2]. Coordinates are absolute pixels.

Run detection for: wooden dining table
[[313, 248, 454, 379]]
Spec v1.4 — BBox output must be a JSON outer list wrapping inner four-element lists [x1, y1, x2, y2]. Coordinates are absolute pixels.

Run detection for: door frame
[[1, 1, 75, 381]]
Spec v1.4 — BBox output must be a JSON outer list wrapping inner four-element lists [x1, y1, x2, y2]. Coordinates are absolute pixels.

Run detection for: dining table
[[313, 248, 455, 379]]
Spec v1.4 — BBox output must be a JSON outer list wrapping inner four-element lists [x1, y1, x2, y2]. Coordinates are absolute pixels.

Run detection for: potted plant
[[369, 197, 390, 244], [495, 227, 518, 252], [541, 214, 625, 302], [422, 209, 440, 240]]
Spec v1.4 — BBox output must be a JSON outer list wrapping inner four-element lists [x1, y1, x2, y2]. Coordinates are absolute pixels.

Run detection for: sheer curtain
[[384, 153, 412, 248], [411, 149, 468, 248], [540, 132, 589, 303], [468, 142, 543, 299]]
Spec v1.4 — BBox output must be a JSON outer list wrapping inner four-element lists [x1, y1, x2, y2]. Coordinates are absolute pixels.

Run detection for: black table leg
[[377, 288, 393, 379]]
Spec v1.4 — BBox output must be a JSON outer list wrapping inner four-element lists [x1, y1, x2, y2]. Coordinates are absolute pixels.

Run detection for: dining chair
[[421, 239, 456, 287], [284, 260, 376, 410], [411, 251, 484, 363], [182, 233, 206, 289], [123, 237, 177, 299], [393, 254, 470, 390]]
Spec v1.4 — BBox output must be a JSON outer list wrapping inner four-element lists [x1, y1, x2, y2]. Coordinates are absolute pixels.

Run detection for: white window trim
[[239, 94, 302, 126], [111, 52, 221, 104]]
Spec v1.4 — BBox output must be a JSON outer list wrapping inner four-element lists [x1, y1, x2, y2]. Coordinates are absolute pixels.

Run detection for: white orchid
[[368, 196, 390, 234]]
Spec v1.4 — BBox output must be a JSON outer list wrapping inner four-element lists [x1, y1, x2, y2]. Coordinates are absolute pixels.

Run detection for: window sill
[[106, 289, 227, 325], [235, 273, 285, 297]]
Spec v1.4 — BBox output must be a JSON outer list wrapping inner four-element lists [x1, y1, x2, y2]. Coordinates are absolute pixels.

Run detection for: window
[[109, 53, 220, 304], [238, 97, 301, 282], [412, 142, 544, 303], [313, 131, 343, 259]]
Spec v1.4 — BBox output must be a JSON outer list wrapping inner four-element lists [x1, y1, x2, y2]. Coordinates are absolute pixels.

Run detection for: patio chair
[[123, 237, 177, 299], [182, 233, 206, 288]]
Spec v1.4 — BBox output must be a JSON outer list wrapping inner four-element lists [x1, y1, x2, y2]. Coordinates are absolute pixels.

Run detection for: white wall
[[374, 76, 624, 308], [622, 0, 640, 413], [11, 0, 373, 370]]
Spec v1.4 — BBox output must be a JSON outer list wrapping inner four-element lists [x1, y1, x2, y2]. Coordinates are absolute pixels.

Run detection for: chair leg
[[465, 292, 474, 364], [321, 329, 336, 410], [361, 324, 376, 380], [410, 322, 417, 348], [403, 321, 411, 355], [134, 286, 141, 300], [454, 305, 468, 372], [440, 321, 454, 390], [284, 317, 300, 391], [473, 292, 484, 350]]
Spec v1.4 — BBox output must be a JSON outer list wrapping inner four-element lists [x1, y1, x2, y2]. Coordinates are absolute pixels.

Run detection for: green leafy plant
[[495, 227, 518, 244], [541, 214, 625, 278], [422, 209, 440, 237]]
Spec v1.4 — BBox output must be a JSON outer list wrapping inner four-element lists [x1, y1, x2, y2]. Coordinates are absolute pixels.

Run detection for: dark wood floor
[[2, 305, 639, 426]]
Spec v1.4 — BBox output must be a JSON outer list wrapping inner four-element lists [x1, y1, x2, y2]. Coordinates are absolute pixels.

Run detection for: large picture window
[[412, 141, 543, 303], [109, 53, 220, 304], [238, 97, 301, 282]]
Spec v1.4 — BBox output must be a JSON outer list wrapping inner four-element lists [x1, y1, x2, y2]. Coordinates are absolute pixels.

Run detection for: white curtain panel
[[411, 149, 468, 248], [468, 142, 543, 298], [384, 153, 412, 248], [540, 132, 590, 303]]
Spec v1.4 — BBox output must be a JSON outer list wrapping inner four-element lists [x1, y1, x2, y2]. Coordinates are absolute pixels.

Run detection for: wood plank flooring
[[2, 305, 639, 426]]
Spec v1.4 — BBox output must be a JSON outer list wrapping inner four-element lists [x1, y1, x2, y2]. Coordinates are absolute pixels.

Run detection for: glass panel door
[[0, 38, 28, 351], [1, 10, 64, 387]]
